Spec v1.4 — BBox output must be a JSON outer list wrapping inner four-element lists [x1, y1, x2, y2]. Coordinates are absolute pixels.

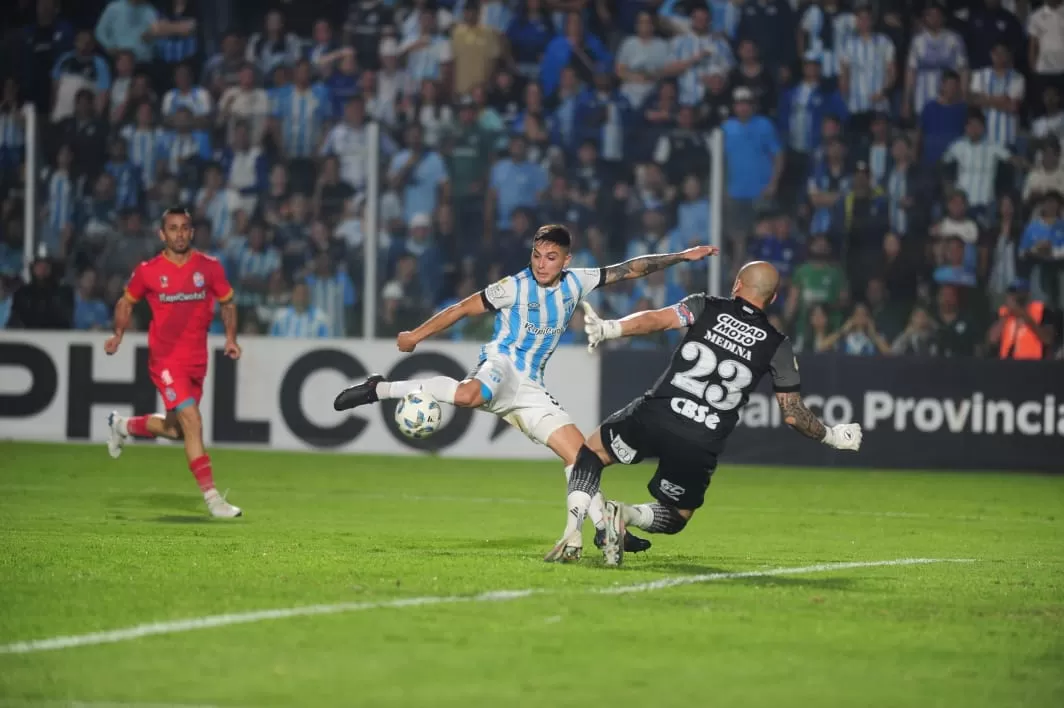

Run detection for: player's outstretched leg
[[615, 502, 692, 536], [334, 375, 486, 411], [107, 411, 182, 458], [174, 403, 242, 518]]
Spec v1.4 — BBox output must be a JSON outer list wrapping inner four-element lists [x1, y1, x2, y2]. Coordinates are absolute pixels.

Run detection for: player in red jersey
[[103, 207, 244, 518]]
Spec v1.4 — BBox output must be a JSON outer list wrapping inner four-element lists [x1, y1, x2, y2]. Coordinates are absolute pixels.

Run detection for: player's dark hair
[[160, 207, 191, 227], [533, 224, 571, 250]]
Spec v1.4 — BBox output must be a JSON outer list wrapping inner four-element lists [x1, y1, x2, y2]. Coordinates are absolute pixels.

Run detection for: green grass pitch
[[0, 441, 1061, 708]]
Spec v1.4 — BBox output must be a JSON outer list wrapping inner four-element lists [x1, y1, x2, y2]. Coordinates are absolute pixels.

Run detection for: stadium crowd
[[0, 0, 1062, 360]]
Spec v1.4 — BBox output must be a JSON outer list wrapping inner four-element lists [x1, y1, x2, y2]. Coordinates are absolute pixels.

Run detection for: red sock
[[126, 415, 156, 438], [189, 455, 215, 494]]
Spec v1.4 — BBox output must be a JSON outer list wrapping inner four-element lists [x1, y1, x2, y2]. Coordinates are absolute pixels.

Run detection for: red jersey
[[124, 251, 234, 367]]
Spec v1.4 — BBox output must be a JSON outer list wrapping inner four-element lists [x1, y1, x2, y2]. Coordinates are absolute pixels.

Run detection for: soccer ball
[[394, 391, 443, 438]]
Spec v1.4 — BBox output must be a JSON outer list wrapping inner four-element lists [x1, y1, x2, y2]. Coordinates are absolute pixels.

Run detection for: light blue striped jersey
[[480, 267, 603, 385]]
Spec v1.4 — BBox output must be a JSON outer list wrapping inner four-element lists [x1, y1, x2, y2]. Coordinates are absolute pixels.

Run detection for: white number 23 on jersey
[[669, 342, 753, 412]]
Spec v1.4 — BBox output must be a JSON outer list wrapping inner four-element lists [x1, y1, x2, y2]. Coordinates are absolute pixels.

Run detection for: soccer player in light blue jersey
[[333, 224, 717, 560]]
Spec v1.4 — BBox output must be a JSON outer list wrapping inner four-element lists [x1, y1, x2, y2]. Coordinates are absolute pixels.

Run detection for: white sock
[[622, 503, 655, 530], [420, 376, 460, 404], [563, 490, 591, 544], [588, 492, 606, 530], [117, 417, 129, 436], [377, 377, 460, 404]]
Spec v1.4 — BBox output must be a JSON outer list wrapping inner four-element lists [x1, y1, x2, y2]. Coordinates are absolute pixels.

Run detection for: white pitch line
[[0, 558, 972, 656]]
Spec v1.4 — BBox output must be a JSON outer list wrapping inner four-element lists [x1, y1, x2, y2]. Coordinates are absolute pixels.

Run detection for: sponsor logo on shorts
[[609, 431, 636, 464], [671, 397, 721, 429], [658, 479, 685, 501], [164, 387, 177, 402], [193, 271, 205, 288]]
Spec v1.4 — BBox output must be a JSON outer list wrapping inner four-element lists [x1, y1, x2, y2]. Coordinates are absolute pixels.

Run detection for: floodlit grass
[[0, 441, 1061, 707]]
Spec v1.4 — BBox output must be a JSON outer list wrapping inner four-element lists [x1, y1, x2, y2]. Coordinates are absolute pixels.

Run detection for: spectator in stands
[[1023, 138, 1064, 209], [943, 110, 1020, 221], [343, 0, 395, 72], [1027, 0, 1064, 114], [152, 0, 198, 83], [798, 0, 855, 93], [233, 220, 282, 311], [931, 284, 980, 357], [786, 233, 847, 335], [107, 51, 136, 124], [452, 2, 503, 96], [777, 54, 848, 199], [808, 137, 851, 236], [53, 29, 112, 118], [931, 190, 980, 266], [205, 31, 249, 98], [270, 280, 331, 338], [541, 11, 612, 98], [19, 0, 75, 112], [159, 106, 211, 192], [120, 102, 162, 193], [401, 9, 453, 97], [42, 143, 79, 258], [7, 257, 73, 330], [731, 40, 775, 118], [663, 5, 733, 107], [247, 10, 304, 81], [864, 275, 907, 342], [891, 305, 938, 355], [722, 86, 783, 267], [798, 302, 836, 353], [934, 235, 979, 288], [218, 63, 269, 146], [53, 89, 107, 178], [389, 122, 450, 229], [305, 251, 356, 337], [820, 302, 892, 355], [94, 0, 161, 64], [919, 71, 967, 167], [506, 0, 552, 80], [736, 0, 797, 82], [885, 135, 921, 238], [970, 43, 1024, 150], [987, 278, 1057, 359], [380, 252, 430, 336], [1020, 190, 1064, 307], [615, 10, 668, 110], [486, 133, 547, 242], [904, 3, 968, 121], [0, 79, 26, 176], [838, 4, 895, 132], [837, 161, 889, 276], [987, 192, 1023, 309], [163, 63, 212, 130], [1033, 86, 1064, 142], [73, 267, 110, 330], [574, 69, 631, 166], [966, 0, 1024, 72]]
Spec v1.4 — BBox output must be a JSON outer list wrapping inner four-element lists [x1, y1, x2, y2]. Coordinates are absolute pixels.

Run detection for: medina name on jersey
[[644, 293, 802, 451]]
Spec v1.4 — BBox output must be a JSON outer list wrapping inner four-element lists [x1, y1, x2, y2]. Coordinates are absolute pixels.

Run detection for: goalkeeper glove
[[581, 301, 622, 353], [822, 423, 863, 451]]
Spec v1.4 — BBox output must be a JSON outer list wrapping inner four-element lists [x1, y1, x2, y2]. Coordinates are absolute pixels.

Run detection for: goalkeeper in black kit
[[546, 261, 863, 566]]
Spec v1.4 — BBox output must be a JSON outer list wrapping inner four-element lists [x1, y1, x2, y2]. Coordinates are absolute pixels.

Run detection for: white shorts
[[470, 354, 575, 446]]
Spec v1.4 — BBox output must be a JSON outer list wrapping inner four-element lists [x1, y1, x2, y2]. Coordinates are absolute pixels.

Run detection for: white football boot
[[107, 411, 128, 459], [205, 489, 243, 518], [543, 529, 583, 563], [601, 501, 625, 567]]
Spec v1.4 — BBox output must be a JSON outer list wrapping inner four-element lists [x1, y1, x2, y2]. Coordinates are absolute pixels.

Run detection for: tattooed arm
[[775, 392, 827, 441], [600, 245, 718, 286]]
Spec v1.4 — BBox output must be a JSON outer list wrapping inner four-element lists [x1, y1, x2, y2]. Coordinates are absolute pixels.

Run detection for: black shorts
[[599, 397, 718, 510]]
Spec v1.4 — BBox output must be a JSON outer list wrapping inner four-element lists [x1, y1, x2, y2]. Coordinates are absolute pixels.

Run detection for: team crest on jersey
[[159, 275, 168, 288], [192, 271, 205, 288]]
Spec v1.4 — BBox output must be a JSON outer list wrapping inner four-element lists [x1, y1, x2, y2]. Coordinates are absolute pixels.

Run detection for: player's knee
[[453, 381, 484, 408], [175, 405, 202, 439]]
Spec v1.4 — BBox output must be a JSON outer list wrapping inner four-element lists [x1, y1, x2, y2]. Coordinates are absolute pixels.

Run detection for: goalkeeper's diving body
[[559, 260, 864, 566], [332, 224, 719, 560]]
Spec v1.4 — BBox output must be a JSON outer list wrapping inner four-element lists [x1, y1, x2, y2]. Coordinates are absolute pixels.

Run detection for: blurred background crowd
[[1, 0, 1062, 360]]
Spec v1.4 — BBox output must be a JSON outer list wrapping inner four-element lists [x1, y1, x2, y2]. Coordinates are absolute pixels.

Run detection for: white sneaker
[[205, 489, 243, 518], [602, 501, 625, 568], [107, 411, 127, 459]]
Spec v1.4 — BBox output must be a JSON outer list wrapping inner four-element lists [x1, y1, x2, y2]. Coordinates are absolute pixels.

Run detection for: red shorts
[[150, 364, 205, 411]]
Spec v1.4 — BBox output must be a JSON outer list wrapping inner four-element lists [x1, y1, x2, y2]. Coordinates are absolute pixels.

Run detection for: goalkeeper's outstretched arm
[[775, 392, 827, 441]]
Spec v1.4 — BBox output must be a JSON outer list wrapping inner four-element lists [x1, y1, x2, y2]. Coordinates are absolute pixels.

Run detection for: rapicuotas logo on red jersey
[[158, 291, 207, 304]]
